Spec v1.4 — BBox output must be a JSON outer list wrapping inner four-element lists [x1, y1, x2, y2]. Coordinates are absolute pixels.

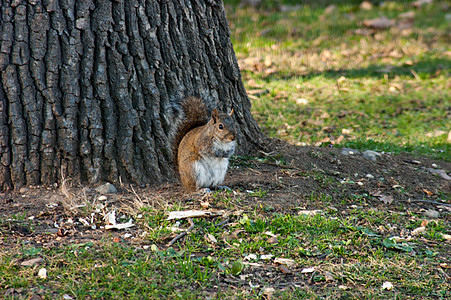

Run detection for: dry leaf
[[261, 254, 274, 260], [298, 210, 323, 216], [105, 219, 135, 230], [412, 226, 426, 235], [278, 265, 291, 274], [360, 1, 373, 10], [412, 0, 433, 8], [244, 254, 258, 261], [363, 17, 393, 29], [423, 189, 433, 196], [21, 257, 43, 267], [399, 11, 415, 19], [379, 195, 394, 204], [324, 5, 337, 15], [421, 219, 428, 227], [167, 210, 223, 220], [267, 236, 279, 244], [301, 267, 315, 273], [205, 233, 217, 244], [325, 271, 334, 282], [295, 98, 309, 105], [274, 258, 296, 267]]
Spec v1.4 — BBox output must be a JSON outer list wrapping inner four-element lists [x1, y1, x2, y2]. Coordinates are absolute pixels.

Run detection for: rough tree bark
[[0, 0, 264, 191]]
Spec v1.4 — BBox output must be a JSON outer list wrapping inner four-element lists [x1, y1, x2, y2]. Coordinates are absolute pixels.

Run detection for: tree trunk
[[0, 0, 264, 191]]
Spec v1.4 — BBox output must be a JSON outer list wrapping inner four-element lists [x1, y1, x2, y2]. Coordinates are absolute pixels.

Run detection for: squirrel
[[173, 96, 236, 191]]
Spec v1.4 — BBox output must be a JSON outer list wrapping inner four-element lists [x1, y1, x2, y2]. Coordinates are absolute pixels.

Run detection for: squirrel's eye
[[218, 124, 224, 130]]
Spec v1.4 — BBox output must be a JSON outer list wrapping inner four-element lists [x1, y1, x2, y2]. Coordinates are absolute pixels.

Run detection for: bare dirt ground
[[1, 139, 449, 247]]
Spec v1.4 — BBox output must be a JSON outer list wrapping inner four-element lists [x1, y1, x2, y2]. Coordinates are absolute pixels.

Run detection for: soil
[[1, 139, 450, 294]]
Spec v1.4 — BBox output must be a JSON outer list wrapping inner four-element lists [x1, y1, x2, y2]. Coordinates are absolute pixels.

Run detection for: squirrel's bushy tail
[[172, 96, 209, 166]]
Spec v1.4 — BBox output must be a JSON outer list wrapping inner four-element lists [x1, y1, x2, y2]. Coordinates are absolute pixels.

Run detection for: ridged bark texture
[[0, 0, 263, 190]]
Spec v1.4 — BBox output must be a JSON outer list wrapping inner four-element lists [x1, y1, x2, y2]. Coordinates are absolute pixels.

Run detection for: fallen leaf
[[205, 233, 217, 244], [421, 219, 428, 227], [267, 236, 279, 244], [422, 189, 433, 196], [200, 201, 210, 209], [379, 195, 394, 204], [244, 254, 258, 261], [363, 16, 393, 29], [264, 231, 277, 237], [383, 238, 413, 252], [324, 271, 334, 282], [274, 257, 296, 267], [339, 285, 350, 290], [105, 219, 135, 230], [360, 1, 373, 10], [412, 0, 433, 8], [412, 227, 426, 235], [228, 230, 245, 239], [297, 210, 323, 216], [63, 295, 74, 300], [167, 210, 223, 220], [324, 4, 337, 15], [278, 265, 291, 274], [301, 267, 315, 273], [21, 257, 43, 267], [262, 287, 276, 297], [398, 11, 415, 19], [261, 254, 274, 260], [295, 98, 309, 105], [231, 260, 244, 276]]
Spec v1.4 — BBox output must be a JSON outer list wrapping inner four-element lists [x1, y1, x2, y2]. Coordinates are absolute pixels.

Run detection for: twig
[[167, 218, 195, 247], [399, 199, 451, 207], [215, 218, 230, 228]]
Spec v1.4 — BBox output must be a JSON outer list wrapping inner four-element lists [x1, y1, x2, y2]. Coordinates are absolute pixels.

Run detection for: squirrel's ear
[[211, 109, 219, 123], [229, 108, 234, 117]]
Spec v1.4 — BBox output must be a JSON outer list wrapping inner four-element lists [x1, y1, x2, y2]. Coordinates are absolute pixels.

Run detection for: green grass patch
[[225, 0, 450, 160]]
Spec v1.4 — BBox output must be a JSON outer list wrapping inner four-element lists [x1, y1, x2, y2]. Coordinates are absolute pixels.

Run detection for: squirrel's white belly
[[194, 140, 236, 188], [194, 156, 229, 188]]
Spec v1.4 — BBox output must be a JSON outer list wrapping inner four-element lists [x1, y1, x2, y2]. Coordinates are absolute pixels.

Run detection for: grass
[[1, 1, 450, 299], [226, 0, 450, 160], [1, 207, 449, 299]]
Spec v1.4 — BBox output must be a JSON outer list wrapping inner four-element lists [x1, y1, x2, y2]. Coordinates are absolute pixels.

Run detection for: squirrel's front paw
[[198, 187, 212, 194], [216, 185, 232, 191]]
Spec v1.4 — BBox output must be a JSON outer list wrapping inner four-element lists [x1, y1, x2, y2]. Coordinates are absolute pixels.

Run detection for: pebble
[[341, 148, 360, 155], [95, 183, 117, 194], [423, 209, 440, 219], [362, 150, 381, 161], [366, 174, 374, 179]]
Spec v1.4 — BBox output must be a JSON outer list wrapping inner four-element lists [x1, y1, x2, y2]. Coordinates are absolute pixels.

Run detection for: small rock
[[431, 163, 438, 169], [366, 174, 374, 179], [95, 183, 117, 194], [363, 150, 381, 161], [423, 209, 440, 219], [98, 195, 107, 201], [37, 268, 47, 279], [19, 187, 29, 193], [341, 148, 360, 155]]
